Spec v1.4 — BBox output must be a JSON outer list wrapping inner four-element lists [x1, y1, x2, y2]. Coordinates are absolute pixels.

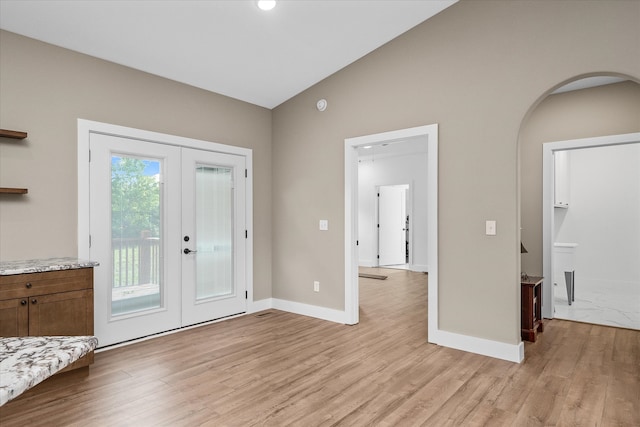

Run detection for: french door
[[181, 148, 246, 327], [89, 133, 246, 347]]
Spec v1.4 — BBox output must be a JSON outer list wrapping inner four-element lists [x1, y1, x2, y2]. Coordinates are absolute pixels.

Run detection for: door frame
[[542, 131, 640, 319], [344, 124, 438, 341], [77, 119, 255, 322]]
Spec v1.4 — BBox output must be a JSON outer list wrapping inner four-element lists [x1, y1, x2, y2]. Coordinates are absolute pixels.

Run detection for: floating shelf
[[0, 129, 28, 139], [0, 187, 28, 194], [0, 129, 29, 195]]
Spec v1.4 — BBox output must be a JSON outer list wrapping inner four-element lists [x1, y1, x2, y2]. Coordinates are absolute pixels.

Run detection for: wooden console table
[[521, 276, 544, 342]]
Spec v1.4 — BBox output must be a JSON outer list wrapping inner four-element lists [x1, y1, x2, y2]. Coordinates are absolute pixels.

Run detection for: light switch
[[319, 220, 329, 231], [486, 220, 497, 236]]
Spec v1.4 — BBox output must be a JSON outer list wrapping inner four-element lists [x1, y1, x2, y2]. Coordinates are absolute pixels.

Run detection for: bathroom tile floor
[[553, 280, 640, 330]]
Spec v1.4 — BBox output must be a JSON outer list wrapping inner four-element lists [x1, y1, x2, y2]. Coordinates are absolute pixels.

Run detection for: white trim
[[96, 296, 347, 352], [249, 296, 349, 323], [542, 132, 640, 319], [358, 260, 376, 268], [272, 299, 347, 324], [249, 298, 273, 313], [77, 119, 92, 259], [411, 264, 429, 273], [431, 329, 525, 363], [344, 133, 360, 325], [94, 311, 248, 352], [345, 124, 438, 333]]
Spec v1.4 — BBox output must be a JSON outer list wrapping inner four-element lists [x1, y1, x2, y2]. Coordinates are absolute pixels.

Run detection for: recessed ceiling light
[[257, 0, 276, 11]]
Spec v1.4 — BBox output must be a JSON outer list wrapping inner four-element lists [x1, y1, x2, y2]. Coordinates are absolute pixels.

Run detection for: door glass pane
[[195, 166, 233, 300], [111, 155, 162, 316]]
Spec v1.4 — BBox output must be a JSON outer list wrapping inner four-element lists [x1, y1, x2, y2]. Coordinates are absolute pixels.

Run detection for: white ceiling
[[551, 76, 628, 94], [0, 0, 457, 109]]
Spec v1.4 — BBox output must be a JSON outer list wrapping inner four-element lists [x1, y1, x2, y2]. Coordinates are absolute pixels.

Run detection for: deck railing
[[112, 232, 160, 288]]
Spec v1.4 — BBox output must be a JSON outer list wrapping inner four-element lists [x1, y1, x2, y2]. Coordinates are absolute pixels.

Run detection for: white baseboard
[[358, 260, 375, 267], [431, 329, 524, 363], [248, 297, 347, 324], [249, 298, 273, 313], [256, 298, 524, 363], [272, 298, 347, 324], [411, 264, 429, 272]]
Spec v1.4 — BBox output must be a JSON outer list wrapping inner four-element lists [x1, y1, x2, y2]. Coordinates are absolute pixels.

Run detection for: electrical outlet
[[313, 281, 320, 292], [485, 220, 497, 236]]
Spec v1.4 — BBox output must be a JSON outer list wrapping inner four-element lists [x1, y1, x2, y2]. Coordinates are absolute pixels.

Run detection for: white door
[[181, 149, 246, 326], [90, 133, 247, 346], [378, 185, 406, 266], [90, 134, 182, 346]]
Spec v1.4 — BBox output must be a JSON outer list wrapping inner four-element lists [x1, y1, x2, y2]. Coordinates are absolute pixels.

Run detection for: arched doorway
[[517, 73, 640, 334]]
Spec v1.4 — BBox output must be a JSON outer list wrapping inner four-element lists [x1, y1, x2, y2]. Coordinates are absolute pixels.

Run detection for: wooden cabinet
[[0, 297, 29, 336], [521, 276, 544, 342], [0, 268, 94, 370]]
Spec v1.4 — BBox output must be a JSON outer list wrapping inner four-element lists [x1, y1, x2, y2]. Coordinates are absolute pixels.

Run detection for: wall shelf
[[0, 129, 28, 139], [0, 187, 29, 194], [0, 129, 29, 195]]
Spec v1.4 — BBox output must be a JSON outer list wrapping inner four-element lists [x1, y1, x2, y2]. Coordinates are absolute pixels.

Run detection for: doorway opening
[[542, 134, 640, 329], [344, 124, 438, 342]]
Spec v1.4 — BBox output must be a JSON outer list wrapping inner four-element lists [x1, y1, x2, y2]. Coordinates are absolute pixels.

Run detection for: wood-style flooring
[[1, 268, 639, 426]]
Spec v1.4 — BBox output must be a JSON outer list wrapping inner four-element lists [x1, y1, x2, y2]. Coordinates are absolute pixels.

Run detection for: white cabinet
[[554, 150, 569, 208]]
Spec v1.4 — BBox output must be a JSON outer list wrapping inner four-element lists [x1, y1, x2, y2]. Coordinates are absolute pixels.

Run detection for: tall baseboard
[[252, 298, 524, 363], [272, 299, 347, 324], [358, 260, 376, 267], [431, 329, 524, 363], [249, 298, 273, 313], [411, 264, 429, 272], [248, 298, 347, 324]]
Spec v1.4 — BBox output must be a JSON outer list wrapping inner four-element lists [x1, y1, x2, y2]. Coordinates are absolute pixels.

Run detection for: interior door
[[90, 133, 182, 347], [378, 185, 406, 266], [181, 148, 247, 326]]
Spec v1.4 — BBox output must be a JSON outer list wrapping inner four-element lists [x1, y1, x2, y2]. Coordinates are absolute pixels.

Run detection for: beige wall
[[0, 30, 273, 300], [272, 0, 640, 344], [520, 81, 640, 277], [2, 0, 639, 348]]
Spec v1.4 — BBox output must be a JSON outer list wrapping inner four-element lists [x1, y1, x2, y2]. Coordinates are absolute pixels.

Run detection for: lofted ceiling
[[0, 0, 457, 109]]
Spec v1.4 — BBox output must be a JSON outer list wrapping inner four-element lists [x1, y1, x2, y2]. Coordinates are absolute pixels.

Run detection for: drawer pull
[[26, 282, 32, 289], [31, 298, 37, 304], [21, 300, 27, 305]]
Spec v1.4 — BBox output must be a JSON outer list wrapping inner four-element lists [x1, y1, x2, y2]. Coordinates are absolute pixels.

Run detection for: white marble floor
[[553, 279, 640, 330]]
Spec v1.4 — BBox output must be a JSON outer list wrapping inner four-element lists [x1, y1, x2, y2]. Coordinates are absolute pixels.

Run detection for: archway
[[517, 73, 640, 335]]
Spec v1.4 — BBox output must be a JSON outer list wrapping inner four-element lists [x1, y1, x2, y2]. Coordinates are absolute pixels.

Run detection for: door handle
[[183, 248, 197, 254]]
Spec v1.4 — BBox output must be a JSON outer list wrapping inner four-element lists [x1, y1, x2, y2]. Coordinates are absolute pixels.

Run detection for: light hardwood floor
[[2, 268, 639, 426]]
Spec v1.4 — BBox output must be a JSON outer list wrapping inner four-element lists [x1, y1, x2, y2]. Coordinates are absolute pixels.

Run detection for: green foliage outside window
[[111, 157, 160, 239]]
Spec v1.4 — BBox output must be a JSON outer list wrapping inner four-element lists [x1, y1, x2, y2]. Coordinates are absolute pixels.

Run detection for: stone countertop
[[0, 336, 98, 406], [0, 257, 99, 276]]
